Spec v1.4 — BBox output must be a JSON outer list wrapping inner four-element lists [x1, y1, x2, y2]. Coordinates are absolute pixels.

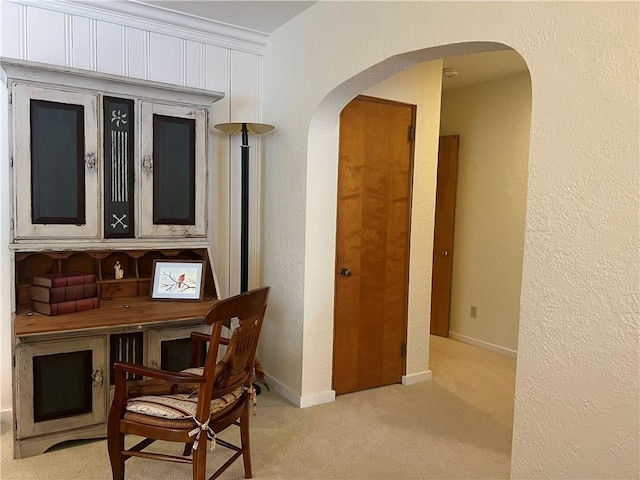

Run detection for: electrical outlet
[[470, 306, 477, 319]]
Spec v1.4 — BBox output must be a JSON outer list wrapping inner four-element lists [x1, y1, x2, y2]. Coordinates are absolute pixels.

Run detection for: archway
[[301, 41, 528, 401]]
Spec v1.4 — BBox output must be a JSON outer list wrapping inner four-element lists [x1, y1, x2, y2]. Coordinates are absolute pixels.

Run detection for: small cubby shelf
[[14, 247, 217, 315]]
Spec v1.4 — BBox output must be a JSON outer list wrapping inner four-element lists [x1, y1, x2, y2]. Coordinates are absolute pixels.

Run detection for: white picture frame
[[150, 260, 206, 301]]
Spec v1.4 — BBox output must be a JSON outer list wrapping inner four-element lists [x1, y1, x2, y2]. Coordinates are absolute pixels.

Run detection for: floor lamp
[[214, 122, 274, 293]]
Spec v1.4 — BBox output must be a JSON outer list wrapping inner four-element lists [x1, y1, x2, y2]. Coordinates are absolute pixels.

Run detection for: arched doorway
[[301, 42, 528, 401], [326, 48, 531, 399]]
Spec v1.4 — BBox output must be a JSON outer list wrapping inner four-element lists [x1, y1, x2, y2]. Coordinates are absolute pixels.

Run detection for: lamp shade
[[213, 122, 275, 135]]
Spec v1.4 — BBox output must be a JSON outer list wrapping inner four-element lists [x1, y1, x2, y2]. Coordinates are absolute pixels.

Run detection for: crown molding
[[6, 0, 269, 55], [1, 57, 225, 106]]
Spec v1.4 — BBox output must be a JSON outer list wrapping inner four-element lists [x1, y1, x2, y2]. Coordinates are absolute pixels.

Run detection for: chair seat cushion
[[126, 386, 243, 420]]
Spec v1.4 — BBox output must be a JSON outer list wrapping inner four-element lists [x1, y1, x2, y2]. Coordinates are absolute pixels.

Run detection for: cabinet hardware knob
[[85, 152, 96, 171], [92, 368, 104, 387], [341, 268, 352, 277], [442, 250, 448, 257], [142, 156, 153, 174]]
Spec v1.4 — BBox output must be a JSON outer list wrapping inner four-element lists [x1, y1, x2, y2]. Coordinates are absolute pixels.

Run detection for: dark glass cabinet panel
[[30, 100, 85, 224], [153, 115, 196, 225], [33, 350, 92, 422], [160, 338, 205, 372]]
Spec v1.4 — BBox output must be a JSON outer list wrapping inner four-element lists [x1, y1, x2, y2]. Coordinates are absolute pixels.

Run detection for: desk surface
[[15, 296, 218, 336]]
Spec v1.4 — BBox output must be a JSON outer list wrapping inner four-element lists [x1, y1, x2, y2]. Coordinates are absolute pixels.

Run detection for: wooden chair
[[107, 286, 270, 480]]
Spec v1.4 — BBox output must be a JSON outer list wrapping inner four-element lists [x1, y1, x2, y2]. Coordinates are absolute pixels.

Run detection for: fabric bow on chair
[[107, 286, 270, 480]]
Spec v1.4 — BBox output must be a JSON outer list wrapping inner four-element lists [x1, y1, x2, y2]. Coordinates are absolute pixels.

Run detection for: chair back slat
[[196, 287, 269, 417]]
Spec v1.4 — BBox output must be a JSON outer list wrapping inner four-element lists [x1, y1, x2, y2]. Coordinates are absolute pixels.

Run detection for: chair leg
[[183, 442, 193, 457], [240, 403, 252, 479], [107, 432, 125, 480], [192, 439, 207, 480]]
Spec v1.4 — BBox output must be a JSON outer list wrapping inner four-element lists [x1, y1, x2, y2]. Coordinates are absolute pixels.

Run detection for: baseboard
[[402, 370, 432, 385], [266, 375, 336, 408], [299, 390, 336, 408], [448, 331, 518, 357]]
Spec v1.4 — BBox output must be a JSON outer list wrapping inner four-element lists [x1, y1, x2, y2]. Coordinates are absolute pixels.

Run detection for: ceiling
[[132, 1, 317, 34], [126, 1, 528, 89], [441, 50, 528, 91]]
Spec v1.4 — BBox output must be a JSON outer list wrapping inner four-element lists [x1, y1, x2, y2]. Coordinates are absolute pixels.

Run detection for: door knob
[[341, 268, 352, 277], [442, 250, 448, 257]]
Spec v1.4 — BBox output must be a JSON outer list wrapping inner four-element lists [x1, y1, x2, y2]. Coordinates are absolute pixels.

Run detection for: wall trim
[[449, 331, 518, 357], [300, 389, 336, 408], [266, 375, 336, 408], [402, 370, 432, 385], [7, 0, 269, 56], [0, 57, 224, 107]]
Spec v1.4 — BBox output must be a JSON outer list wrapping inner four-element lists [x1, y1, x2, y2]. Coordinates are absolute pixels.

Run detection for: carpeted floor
[[0, 335, 516, 479]]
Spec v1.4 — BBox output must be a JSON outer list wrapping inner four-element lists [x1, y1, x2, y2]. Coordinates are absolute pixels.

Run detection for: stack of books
[[31, 272, 100, 316]]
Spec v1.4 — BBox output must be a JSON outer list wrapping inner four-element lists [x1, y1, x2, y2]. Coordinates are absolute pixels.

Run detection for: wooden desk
[[15, 296, 218, 336], [11, 246, 220, 458]]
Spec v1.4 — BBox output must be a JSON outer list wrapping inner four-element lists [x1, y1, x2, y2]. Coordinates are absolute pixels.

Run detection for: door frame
[[332, 94, 417, 393], [430, 135, 460, 337]]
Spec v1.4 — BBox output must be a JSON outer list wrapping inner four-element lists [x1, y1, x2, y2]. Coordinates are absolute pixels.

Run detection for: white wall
[[264, 59, 444, 403], [440, 72, 532, 354], [0, 0, 267, 412], [262, 1, 638, 478]]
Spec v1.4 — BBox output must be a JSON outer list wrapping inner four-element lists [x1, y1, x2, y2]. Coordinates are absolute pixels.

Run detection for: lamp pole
[[239, 123, 250, 293], [214, 121, 274, 293]]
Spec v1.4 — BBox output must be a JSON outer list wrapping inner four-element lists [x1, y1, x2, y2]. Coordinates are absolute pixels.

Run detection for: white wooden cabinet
[[14, 303, 215, 458], [2, 58, 223, 242], [139, 102, 208, 238], [12, 85, 99, 239], [15, 336, 107, 439], [3, 58, 224, 460]]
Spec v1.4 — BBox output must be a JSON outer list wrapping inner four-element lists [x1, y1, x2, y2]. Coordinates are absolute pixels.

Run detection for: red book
[[32, 272, 97, 288], [31, 283, 98, 303], [32, 297, 100, 316]]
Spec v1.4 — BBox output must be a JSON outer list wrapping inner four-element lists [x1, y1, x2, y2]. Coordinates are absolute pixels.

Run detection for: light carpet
[[0, 335, 516, 479]]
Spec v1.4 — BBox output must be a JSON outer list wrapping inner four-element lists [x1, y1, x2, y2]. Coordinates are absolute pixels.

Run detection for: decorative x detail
[[111, 214, 128, 230]]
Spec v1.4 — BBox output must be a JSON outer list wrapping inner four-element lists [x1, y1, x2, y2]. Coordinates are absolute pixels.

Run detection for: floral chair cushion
[[126, 386, 244, 420]]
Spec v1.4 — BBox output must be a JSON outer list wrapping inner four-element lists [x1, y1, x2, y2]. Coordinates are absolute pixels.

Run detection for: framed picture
[[150, 259, 206, 301]]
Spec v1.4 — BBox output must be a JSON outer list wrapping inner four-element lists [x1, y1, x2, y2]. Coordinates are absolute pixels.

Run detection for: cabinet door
[[13, 84, 99, 239], [15, 336, 107, 439], [139, 103, 207, 237], [147, 324, 212, 372]]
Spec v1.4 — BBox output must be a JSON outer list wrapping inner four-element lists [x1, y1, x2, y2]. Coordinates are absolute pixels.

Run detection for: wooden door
[[430, 135, 460, 337], [333, 95, 415, 395]]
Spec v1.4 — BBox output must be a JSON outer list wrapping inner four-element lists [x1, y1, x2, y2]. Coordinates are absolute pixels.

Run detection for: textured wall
[[263, 1, 639, 477], [440, 72, 532, 353]]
